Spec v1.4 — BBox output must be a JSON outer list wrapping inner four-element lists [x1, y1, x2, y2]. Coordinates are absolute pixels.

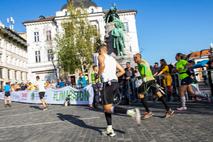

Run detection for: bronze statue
[[105, 5, 125, 56]]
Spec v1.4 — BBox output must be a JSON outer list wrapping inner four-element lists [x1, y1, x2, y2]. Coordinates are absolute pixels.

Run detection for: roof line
[[23, 9, 137, 24]]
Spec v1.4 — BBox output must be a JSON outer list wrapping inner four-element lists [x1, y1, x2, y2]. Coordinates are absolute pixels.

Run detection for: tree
[[56, 1, 99, 74]]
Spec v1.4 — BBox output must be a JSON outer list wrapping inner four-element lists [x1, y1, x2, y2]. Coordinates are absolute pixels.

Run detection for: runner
[[175, 53, 197, 111], [98, 44, 141, 137], [134, 53, 174, 119], [35, 76, 48, 111], [4, 82, 12, 107], [156, 59, 173, 102]]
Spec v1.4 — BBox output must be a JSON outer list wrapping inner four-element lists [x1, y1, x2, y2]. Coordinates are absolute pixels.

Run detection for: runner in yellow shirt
[[156, 59, 173, 102]]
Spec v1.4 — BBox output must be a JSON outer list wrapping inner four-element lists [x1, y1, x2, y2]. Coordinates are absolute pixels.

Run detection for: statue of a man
[[111, 17, 125, 56], [104, 5, 126, 56]]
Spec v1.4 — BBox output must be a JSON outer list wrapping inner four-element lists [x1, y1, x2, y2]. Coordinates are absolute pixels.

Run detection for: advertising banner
[[0, 86, 91, 105]]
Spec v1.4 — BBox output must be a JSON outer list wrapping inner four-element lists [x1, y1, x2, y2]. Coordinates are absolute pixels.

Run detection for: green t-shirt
[[138, 59, 155, 82], [91, 72, 96, 84], [90, 71, 100, 84], [176, 59, 189, 80]]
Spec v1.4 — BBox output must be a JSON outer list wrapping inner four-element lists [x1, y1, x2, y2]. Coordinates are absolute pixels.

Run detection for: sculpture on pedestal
[[104, 5, 125, 56]]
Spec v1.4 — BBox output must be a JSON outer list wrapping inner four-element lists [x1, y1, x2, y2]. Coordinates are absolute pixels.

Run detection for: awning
[[193, 60, 209, 68]]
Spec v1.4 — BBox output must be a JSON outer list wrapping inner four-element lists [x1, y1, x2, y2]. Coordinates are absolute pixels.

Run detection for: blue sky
[[0, 0, 212, 65]]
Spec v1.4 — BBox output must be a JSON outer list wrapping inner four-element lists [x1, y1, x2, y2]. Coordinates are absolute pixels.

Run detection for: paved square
[[0, 101, 213, 142]]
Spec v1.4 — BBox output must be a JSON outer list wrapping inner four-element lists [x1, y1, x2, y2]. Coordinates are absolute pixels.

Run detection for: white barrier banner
[[0, 86, 92, 105]]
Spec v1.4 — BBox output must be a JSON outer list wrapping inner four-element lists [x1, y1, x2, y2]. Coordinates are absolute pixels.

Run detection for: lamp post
[[51, 54, 58, 80], [208, 43, 213, 96], [210, 43, 213, 55]]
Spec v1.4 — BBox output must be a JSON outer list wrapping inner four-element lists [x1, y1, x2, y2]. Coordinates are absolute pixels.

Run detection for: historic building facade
[[0, 24, 28, 89], [24, 1, 140, 81]]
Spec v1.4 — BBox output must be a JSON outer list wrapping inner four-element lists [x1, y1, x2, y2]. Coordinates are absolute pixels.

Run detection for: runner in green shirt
[[134, 53, 174, 119], [175, 53, 196, 111]]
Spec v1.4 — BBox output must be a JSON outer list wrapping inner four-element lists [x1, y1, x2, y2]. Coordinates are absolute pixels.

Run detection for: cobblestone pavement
[[0, 101, 212, 142]]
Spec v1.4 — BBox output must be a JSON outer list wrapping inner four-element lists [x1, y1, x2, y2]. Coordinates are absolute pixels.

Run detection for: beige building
[[0, 24, 28, 89]]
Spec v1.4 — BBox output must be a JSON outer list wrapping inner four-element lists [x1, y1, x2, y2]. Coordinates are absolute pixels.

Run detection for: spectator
[[65, 77, 72, 86], [152, 62, 160, 75], [91, 65, 100, 84], [14, 83, 21, 91], [77, 72, 87, 88], [45, 80, 52, 89], [187, 60, 197, 82], [20, 83, 27, 90], [206, 55, 213, 94], [51, 80, 57, 89], [11, 84, 16, 91], [124, 62, 136, 103], [58, 79, 65, 88], [90, 65, 102, 108], [27, 82, 36, 90]]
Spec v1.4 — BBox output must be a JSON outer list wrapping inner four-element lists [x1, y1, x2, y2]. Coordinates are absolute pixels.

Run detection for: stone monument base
[[114, 54, 136, 67]]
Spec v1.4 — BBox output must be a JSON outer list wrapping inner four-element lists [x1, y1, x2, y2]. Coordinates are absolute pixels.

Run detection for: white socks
[[181, 96, 186, 107], [107, 125, 113, 131]]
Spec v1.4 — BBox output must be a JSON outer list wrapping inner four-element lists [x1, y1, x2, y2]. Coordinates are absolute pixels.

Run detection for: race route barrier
[[0, 85, 94, 105]]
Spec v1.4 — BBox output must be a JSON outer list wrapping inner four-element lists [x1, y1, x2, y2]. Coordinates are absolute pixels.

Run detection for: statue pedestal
[[114, 54, 136, 67]]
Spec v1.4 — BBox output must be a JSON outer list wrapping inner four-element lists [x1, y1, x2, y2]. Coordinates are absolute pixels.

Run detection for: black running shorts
[[181, 77, 193, 85], [138, 80, 160, 94], [101, 82, 119, 105], [39, 92, 45, 99], [5, 92, 10, 97]]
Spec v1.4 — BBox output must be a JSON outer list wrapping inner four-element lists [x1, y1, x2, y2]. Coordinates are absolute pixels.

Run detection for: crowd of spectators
[[0, 53, 212, 104]]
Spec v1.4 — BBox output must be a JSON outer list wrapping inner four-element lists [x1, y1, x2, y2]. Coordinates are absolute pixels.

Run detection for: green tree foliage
[[56, 2, 99, 74]]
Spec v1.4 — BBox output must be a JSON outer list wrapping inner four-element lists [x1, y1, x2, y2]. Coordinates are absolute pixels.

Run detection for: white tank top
[[101, 54, 118, 82]]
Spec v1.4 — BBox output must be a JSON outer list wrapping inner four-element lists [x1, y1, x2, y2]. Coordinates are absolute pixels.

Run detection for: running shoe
[[127, 108, 141, 125], [43, 107, 48, 111], [164, 109, 174, 118], [177, 107, 187, 111], [143, 112, 153, 120], [102, 128, 116, 137]]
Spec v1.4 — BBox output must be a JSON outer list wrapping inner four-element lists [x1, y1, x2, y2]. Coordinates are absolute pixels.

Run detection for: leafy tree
[[56, 1, 99, 74]]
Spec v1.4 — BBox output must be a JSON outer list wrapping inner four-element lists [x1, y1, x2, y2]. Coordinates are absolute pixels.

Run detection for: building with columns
[[23, 0, 140, 81], [0, 24, 28, 89]]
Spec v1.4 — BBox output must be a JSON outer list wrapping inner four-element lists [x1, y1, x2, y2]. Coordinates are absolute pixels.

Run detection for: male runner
[[134, 53, 174, 119], [35, 76, 48, 111], [4, 82, 12, 107], [98, 44, 141, 137]]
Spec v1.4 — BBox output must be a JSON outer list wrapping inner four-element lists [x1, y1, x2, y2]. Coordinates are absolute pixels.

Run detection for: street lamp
[[208, 43, 213, 96], [210, 43, 213, 56], [51, 54, 58, 80]]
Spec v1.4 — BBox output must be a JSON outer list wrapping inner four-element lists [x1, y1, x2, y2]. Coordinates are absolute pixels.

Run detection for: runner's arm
[[116, 62, 125, 78], [157, 66, 167, 76], [98, 55, 105, 75]]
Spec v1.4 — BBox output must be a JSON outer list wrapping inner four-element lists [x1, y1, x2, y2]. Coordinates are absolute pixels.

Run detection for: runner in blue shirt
[[4, 82, 12, 107]]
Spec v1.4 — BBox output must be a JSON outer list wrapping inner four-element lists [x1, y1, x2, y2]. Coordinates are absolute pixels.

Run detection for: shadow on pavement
[[143, 102, 213, 116], [57, 113, 125, 134], [30, 105, 42, 110]]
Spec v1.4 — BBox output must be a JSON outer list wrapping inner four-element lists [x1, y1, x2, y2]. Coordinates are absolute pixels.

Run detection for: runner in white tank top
[[97, 44, 141, 137], [101, 54, 118, 82]]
